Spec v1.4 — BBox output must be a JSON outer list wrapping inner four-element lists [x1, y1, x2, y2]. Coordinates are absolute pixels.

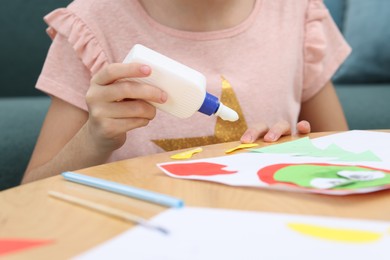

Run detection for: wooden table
[[1, 131, 390, 259]]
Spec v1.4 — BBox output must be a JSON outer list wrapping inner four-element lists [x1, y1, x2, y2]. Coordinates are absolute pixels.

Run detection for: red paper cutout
[[161, 162, 237, 176], [0, 239, 53, 256]]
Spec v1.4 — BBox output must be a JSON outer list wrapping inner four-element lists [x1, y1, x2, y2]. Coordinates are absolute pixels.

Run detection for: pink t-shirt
[[36, 0, 351, 162]]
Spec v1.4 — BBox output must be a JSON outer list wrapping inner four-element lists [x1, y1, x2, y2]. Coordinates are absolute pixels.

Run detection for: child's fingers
[[92, 63, 151, 85], [264, 120, 291, 142], [92, 100, 157, 120], [90, 80, 167, 104], [240, 123, 269, 143], [296, 120, 311, 134], [241, 120, 311, 144]]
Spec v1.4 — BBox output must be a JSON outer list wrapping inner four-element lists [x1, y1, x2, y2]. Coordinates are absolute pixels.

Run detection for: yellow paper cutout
[[170, 147, 203, 160], [225, 143, 259, 154], [287, 223, 383, 243]]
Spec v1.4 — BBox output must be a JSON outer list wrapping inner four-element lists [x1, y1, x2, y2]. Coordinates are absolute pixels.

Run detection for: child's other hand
[[240, 120, 311, 143], [86, 63, 167, 150]]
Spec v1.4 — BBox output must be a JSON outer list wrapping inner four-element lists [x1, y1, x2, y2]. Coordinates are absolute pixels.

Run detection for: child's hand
[[240, 120, 311, 143], [86, 63, 167, 150]]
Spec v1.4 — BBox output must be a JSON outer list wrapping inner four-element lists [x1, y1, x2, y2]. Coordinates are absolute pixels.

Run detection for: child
[[22, 0, 350, 183]]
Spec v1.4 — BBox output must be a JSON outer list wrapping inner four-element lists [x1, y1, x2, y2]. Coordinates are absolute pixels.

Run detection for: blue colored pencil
[[61, 172, 184, 208]]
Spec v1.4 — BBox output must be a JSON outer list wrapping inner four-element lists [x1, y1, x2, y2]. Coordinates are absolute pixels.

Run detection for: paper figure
[[225, 143, 258, 154], [159, 131, 390, 195], [160, 155, 390, 195], [287, 222, 383, 243], [250, 137, 382, 162], [0, 239, 53, 256], [170, 147, 203, 160]]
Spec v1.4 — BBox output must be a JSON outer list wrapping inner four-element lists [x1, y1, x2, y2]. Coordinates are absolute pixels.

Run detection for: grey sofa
[[325, 0, 390, 130], [1, 0, 389, 191], [0, 0, 70, 190]]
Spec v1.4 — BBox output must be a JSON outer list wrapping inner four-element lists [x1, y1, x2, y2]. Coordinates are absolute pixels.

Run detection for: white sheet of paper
[[311, 130, 390, 161], [157, 131, 390, 195], [158, 152, 390, 195], [75, 207, 390, 260]]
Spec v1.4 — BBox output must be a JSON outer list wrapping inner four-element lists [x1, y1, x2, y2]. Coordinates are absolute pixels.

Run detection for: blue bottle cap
[[198, 92, 219, 116]]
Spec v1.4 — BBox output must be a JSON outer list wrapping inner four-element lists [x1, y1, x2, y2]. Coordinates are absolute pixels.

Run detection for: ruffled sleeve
[[35, 8, 111, 111], [302, 0, 351, 102], [44, 8, 108, 75]]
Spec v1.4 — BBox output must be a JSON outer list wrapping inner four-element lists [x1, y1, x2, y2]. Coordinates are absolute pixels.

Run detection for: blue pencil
[[61, 172, 184, 208]]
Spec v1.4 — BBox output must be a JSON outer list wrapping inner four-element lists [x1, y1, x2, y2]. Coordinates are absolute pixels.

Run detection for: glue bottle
[[122, 44, 239, 122]]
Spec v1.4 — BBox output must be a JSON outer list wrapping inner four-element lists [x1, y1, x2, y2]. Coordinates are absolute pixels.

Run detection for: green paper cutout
[[274, 165, 390, 190], [250, 138, 382, 162], [310, 144, 348, 157]]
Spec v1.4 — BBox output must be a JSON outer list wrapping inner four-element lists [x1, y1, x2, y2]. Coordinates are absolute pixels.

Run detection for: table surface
[[2, 131, 390, 259]]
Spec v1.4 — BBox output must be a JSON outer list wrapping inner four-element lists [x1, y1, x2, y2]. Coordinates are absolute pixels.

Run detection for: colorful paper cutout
[[158, 132, 390, 195], [225, 143, 258, 154], [287, 223, 383, 243], [160, 162, 237, 176], [250, 137, 382, 162], [170, 147, 203, 160], [159, 152, 390, 195], [0, 239, 53, 256], [260, 163, 390, 190]]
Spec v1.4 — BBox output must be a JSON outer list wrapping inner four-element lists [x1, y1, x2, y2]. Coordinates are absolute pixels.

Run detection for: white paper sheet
[[311, 130, 390, 161], [75, 207, 390, 260], [158, 131, 390, 195]]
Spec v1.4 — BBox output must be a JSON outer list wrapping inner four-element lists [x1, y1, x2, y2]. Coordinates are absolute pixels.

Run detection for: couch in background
[[325, 0, 390, 129], [0, 0, 71, 190], [1, 0, 389, 191]]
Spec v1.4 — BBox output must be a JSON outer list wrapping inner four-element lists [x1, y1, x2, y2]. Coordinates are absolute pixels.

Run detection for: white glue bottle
[[122, 44, 239, 122]]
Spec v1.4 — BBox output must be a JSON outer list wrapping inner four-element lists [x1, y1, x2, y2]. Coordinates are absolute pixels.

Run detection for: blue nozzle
[[198, 92, 220, 116]]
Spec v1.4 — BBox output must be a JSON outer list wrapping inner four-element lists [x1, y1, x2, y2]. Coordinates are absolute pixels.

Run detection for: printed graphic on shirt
[[152, 76, 248, 151]]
